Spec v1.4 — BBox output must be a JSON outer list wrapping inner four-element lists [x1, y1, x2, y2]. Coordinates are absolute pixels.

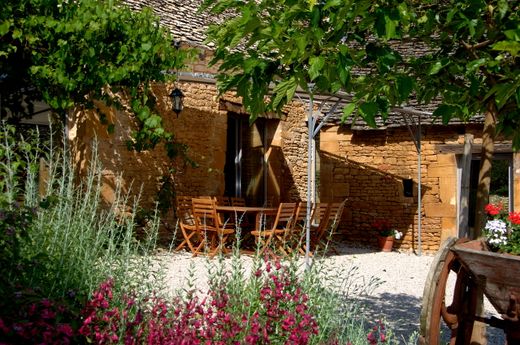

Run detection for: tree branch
[[461, 40, 494, 51]]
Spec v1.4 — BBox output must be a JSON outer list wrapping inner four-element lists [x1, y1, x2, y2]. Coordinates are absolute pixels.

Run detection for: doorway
[[466, 154, 514, 231], [224, 113, 281, 206]]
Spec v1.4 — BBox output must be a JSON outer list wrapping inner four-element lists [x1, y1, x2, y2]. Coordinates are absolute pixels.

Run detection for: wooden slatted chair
[[174, 196, 203, 254], [312, 199, 347, 252], [293, 201, 311, 229], [215, 196, 231, 206], [191, 197, 235, 257], [291, 202, 329, 256], [311, 203, 330, 228], [290, 201, 313, 255], [229, 196, 253, 229], [212, 196, 238, 229], [251, 202, 297, 256]]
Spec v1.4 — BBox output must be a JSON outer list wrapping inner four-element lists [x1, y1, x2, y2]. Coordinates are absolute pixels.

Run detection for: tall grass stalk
[[1, 123, 166, 301]]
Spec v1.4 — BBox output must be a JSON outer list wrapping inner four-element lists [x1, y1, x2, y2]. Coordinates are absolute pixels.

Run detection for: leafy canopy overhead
[[1, 0, 190, 155], [411, 0, 519, 146], [201, 0, 519, 147], [201, 0, 415, 127]]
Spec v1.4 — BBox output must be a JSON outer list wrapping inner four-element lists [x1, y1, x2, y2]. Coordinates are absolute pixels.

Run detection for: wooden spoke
[[419, 237, 473, 345]]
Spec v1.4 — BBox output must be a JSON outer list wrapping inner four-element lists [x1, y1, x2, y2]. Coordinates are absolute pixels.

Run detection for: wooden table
[[215, 205, 278, 253], [216, 206, 277, 227], [215, 205, 277, 214]]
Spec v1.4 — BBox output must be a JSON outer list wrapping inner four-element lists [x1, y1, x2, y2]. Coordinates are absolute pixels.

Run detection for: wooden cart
[[419, 237, 520, 345]]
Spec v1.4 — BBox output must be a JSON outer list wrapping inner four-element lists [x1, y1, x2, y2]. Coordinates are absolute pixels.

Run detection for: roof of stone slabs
[[306, 93, 485, 129], [123, 0, 217, 48]]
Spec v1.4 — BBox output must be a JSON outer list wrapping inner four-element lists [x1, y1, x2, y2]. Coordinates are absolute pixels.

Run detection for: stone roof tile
[[123, 0, 215, 47]]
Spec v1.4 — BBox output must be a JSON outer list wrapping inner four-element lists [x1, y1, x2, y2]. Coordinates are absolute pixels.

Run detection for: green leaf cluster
[[411, 0, 520, 137], [1, 0, 190, 154], [201, 0, 415, 122], [201, 0, 519, 147]]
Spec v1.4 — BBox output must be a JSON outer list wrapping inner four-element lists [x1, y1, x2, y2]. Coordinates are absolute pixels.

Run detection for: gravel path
[[156, 243, 505, 344]]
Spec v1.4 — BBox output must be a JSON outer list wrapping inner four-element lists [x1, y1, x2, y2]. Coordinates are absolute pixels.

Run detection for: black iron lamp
[[170, 87, 184, 117]]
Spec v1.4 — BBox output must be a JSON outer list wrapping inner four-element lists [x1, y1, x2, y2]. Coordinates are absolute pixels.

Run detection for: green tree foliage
[[201, 0, 518, 142], [409, 0, 519, 234], [200, 0, 416, 126], [201, 0, 519, 236], [1, 0, 190, 155], [411, 1, 520, 145]]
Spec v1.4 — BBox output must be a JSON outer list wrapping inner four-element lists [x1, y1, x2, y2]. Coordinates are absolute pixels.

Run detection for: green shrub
[[0, 123, 168, 329]]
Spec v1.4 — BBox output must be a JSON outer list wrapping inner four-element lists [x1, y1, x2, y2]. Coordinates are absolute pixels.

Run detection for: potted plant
[[483, 203, 520, 255], [372, 219, 403, 252]]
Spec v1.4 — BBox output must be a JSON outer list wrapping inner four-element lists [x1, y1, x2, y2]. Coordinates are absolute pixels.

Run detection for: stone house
[[68, 0, 519, 253]]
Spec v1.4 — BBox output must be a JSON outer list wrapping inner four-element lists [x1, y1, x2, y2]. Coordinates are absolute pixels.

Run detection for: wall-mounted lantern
[[170, 87, 184, 117]]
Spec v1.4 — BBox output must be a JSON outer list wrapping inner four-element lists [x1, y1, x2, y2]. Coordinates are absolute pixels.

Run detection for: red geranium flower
[[485, 203, 503, 216], [508, 212, 520, 225]]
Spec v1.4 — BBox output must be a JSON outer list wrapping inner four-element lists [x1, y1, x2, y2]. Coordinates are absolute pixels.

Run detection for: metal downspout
[[305, 89, 314, 270], [401, 113, 422, 256], [417, 115, 422, 256]]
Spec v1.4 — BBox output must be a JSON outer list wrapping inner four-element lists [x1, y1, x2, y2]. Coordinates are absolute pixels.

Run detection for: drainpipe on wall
[[401, 110, 425, 256], [305, 85, 315, 270], [417, 114, 422, 256]]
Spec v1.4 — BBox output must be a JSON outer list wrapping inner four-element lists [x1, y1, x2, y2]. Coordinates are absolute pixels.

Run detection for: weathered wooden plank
[[452, 241, 520, 314], [436, 143, 512, 154]]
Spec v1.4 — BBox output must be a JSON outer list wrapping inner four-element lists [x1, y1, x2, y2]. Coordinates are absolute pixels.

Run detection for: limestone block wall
[[67, 45, 517, 253], [68, 80, 228, 226], [279, 102, 313, 201], [312, 125, 487, 253]]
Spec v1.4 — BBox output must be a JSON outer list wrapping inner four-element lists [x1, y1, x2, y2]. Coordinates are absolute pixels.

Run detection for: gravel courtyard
[[156, 243, 505, 344]]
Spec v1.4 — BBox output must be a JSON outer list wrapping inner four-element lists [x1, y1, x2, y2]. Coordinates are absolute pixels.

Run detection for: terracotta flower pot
[[378, 236, 394, 252]]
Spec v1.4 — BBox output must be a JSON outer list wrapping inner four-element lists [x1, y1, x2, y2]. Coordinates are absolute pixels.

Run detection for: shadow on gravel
[[353, 293, 506, 344], [331, 243, 382, 256], [353, 292, 422, 343]]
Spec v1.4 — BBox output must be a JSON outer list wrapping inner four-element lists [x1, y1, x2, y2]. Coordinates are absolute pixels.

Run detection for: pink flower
[[274, 260, 281, 270], [57, 324, 74, 337], [367, 331, 377, 345], [0, 318, 10, 333]]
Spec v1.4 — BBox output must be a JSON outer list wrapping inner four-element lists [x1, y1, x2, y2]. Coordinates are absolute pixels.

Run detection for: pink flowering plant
[[0, 294, 78, 344], [366, 320, 390, 345], [77, 256, 320, 344], [483, 203, 520, 255]]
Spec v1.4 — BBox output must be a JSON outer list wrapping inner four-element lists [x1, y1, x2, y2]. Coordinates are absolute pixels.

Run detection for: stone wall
[[309, 124, 487, 253], [68, 49, 519, 253], [68, 80, 230, 233]]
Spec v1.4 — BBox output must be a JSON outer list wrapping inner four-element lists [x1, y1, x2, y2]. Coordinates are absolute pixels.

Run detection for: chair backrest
[[271, 202, 297, 231], [230, 197, 246, 207], [215, 196, 231, 206], [293, 201, 311, 230], [317, 199, 347, 239], [191, 197, 219, 230], [328, 199, 347, 232], [176, 196, 195, 225], [311, 203, 329, 226]]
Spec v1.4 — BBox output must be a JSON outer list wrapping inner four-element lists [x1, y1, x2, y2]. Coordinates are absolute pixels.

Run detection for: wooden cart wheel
[[419, 237, 477, 345]]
